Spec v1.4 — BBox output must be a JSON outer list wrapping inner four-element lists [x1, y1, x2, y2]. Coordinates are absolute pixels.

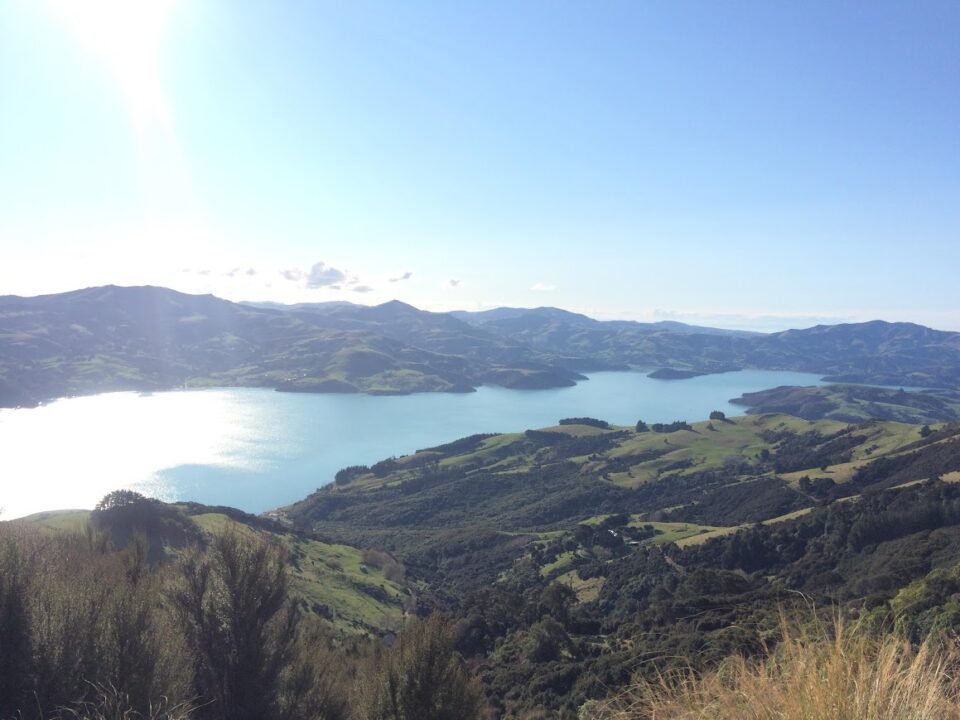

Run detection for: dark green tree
[[95, 489, 148, 511]]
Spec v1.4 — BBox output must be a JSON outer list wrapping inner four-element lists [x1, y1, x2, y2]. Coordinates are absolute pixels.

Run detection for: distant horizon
[[7, 281, 958, 335]]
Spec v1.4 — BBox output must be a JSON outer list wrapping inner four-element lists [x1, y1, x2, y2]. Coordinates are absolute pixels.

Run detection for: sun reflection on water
[[0, 390, 268, 519], [0, 370, 828, 521]]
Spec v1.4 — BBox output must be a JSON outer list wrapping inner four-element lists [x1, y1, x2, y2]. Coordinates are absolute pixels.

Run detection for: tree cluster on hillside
[[335, 465, 370, 485], [650, 420, 693, 433], [558, 417, 610, 429]]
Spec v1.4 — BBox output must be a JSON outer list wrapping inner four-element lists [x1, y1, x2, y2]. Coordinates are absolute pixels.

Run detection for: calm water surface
[[0, 370, 824, 519]]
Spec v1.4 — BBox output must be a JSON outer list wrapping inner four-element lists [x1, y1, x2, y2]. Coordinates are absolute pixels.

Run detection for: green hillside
[[280, 413, 960, 717], [18, 502, 409, 637], [731, 383, 960, 423], [8, 412, 960, 718]]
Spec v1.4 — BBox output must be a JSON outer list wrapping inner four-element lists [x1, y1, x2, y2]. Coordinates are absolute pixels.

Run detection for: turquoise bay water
[[0, 370, 824, 519]]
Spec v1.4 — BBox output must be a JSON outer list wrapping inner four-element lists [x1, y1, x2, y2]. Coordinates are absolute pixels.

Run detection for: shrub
[[357, 615, 487, 720], [0, 522, 346, 720], [167, 531, 296, 720]]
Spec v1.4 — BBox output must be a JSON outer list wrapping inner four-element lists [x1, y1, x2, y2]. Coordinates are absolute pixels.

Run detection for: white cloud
[[277, 261, 370, 293], [389, 271, 413, 283], [447, 279, 460, 288], [306, 262, 347, 289], [530, 282, 557, 292]]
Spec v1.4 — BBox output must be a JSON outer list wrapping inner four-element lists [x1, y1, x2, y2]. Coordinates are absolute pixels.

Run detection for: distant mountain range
[[450, 306, 761, 337], [1, 285, 959, 407]]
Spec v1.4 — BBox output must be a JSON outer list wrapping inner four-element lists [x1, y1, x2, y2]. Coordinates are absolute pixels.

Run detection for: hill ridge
[[2, 284, 960, 408]]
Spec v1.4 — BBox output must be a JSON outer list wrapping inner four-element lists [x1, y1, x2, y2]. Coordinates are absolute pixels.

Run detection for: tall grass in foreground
[[584, 615, 960, 720], [43, 683, 196, 720]]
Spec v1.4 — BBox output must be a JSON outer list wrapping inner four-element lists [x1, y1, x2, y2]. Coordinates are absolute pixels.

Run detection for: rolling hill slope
[[278, 414, 960, 716]]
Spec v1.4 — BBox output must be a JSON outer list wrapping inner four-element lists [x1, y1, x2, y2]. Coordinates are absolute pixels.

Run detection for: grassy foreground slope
[[10, 411, 960, 718], [1, 501, 488, 720], [18, 502, 410, 637], [280, 413, 960, 717], [15, 410, 960, 720], [584, 615, 960, 720]]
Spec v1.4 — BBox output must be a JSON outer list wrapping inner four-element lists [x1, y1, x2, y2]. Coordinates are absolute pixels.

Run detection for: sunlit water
[[0, 370, 825, 519]]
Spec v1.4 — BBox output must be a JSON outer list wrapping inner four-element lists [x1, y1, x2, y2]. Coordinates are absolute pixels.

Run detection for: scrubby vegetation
[[7, 413, 960, 718], [279, 415, 960, 717], [0, 503, 485, 720], [585, 616, 960, 720], [355, 615, 486, 720]]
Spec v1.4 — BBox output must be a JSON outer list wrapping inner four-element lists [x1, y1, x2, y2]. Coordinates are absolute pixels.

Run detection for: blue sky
[[0, 1, 957, 330]]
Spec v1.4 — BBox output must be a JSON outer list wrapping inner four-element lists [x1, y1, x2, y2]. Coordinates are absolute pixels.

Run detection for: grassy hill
[[4, 286, 960, 408], [18, 502, 410, 637], [282, 413, 942, 540], [278, 413, 960, 717], [731, 383, 960, 423]]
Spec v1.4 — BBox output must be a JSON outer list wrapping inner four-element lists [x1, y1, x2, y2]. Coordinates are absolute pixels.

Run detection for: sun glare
[[48, 0, 179, 125]]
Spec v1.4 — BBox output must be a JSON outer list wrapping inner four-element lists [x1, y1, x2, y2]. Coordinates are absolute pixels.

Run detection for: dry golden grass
[[584, 615, 960, 720]]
